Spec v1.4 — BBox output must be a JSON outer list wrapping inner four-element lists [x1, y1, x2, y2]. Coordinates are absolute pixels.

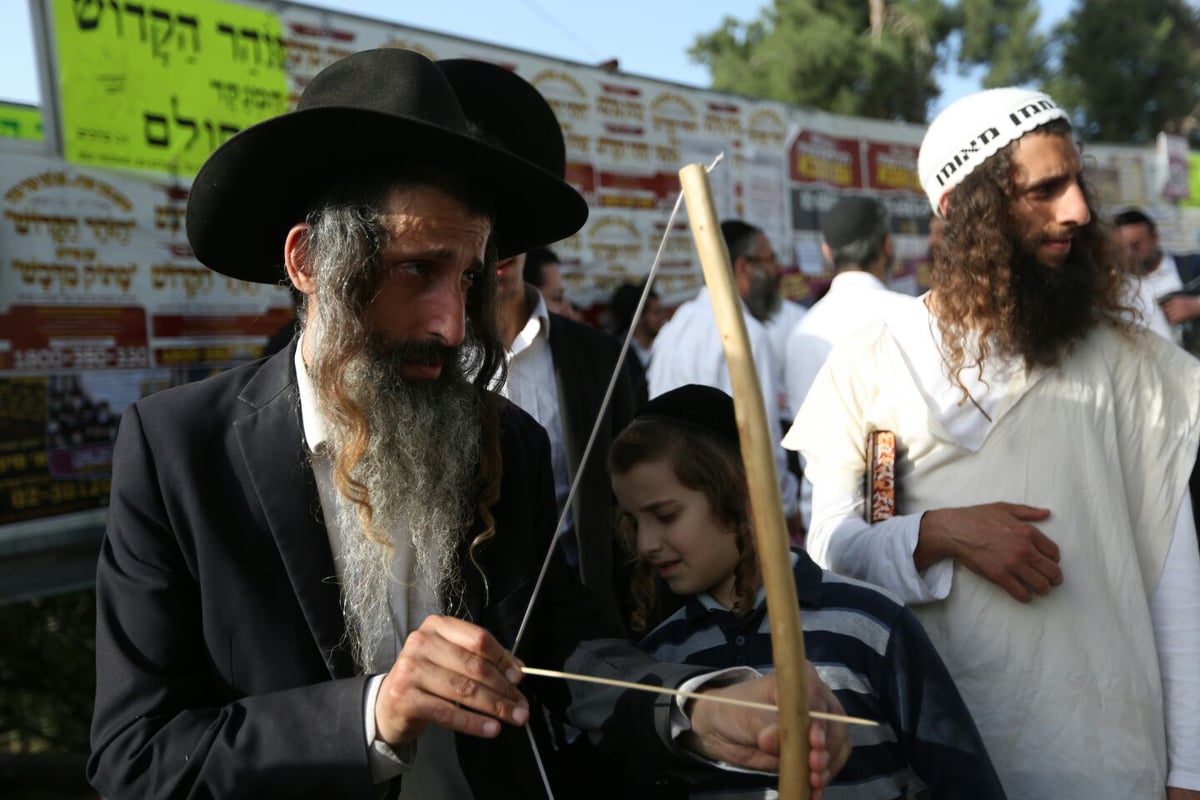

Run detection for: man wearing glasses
[[647, 219, 802, 536]]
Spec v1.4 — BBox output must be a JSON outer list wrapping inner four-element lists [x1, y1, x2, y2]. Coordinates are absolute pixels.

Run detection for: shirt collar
[[510, 289, 552, 355], [829, 270, 887, 292], [294, 333, 328, 452], [683, 549, 823, 621], [1157, 252, 1178, 276]]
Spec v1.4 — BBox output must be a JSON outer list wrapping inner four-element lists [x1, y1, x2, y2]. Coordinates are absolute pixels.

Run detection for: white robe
[[790, 311, 1200, 798]]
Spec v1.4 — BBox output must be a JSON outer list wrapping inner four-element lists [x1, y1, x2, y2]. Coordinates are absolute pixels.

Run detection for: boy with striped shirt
[[609, 385, 1004, 799]]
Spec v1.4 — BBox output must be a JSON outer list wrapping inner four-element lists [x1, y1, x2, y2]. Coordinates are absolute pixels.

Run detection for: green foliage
[[689, 0, 952, 122], [0, 590, 95, 755], [689, 0, 1200, 141], [1046, 0, 1200, 143], [687, 0, 1041, 123], [955, 0, 1047, 87]]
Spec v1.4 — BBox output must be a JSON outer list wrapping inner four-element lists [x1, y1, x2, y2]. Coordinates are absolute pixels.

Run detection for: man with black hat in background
[[788, 88, 1200, 799], [88, 49, 848, 799]]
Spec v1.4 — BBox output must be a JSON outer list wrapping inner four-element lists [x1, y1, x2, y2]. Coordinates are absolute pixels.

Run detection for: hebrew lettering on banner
[[55, 0, 288, 174]]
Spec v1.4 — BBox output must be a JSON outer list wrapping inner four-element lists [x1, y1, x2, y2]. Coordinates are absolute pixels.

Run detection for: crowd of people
[[88, 47, 1200, 800]]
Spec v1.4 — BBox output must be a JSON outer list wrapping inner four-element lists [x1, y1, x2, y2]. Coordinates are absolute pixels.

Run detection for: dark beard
[[744, 270, 781, 322], [1004, 243, 1100, 367]]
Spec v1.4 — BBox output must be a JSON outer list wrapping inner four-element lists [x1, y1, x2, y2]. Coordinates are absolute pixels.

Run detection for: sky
[[1, 0, 1074, 114]]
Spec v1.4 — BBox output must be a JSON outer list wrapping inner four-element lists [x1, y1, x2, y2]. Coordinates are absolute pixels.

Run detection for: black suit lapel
[[233, 347, 355, 679], [452, 518, 488, 625], [546, 316, 587, 470]]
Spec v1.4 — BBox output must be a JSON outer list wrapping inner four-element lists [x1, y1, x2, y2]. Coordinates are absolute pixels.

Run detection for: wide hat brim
[[186, 48, 588, 284]]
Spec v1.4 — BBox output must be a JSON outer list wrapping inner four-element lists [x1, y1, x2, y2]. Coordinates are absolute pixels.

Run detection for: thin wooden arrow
[[521, 666, 876, 727]]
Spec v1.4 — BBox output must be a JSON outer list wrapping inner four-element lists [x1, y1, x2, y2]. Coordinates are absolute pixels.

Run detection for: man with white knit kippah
[[787, 87, 1200, 799]]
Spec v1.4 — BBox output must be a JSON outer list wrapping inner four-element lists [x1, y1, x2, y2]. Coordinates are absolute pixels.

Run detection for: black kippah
[[637, 384, 739, 445], [821, 196, 883, 250]]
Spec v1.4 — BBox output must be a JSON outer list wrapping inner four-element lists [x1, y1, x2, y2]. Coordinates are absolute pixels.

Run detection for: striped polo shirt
[[638, 550, 1005, 800]]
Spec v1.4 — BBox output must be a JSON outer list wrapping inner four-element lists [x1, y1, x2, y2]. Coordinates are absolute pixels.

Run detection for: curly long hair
[[608, 418, 760, 635], [932, 119, 1135, 393], [296, 165, 509, 604]]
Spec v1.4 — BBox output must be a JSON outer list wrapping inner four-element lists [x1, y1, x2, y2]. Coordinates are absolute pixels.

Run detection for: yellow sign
[[52, 0, 287, 175], [1185, 153, 1200, 209], [0, 103, 43, 141]]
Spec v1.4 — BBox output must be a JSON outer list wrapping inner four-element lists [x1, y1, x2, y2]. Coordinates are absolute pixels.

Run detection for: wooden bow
[[678, 163, 811, 800]]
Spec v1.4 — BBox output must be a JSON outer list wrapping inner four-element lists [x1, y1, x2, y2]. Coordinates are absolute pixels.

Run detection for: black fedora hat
[[186, 48, 588, 284], [437, 59, 566, 180]]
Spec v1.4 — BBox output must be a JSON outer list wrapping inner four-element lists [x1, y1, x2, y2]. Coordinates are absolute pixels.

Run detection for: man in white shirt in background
[[494, 244, 636, 632], [648, 219, 802, 536], [1113, 207, 1200, 345], [783, 196, 913, 529], [746, 234, 807, 427], [787, 87, 1200, 799], [784, 196, 912, 418]]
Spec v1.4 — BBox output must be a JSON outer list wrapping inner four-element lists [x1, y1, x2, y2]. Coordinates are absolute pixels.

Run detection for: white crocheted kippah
[[918, 87, 1067, 216]]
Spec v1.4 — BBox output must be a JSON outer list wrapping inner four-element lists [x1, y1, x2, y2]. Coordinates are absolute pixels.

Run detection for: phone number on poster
[[9, 479, 111, 510], [10, 347, 149, 371]]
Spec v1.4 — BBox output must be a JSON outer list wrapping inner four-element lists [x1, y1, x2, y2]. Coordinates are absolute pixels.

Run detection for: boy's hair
[[608, 415, 759, 634]]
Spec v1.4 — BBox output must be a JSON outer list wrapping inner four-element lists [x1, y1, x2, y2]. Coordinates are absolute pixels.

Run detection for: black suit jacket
[[88, 343, 699, 799], [546, 313, 637, 632], [1175, 252, 1200, 288]]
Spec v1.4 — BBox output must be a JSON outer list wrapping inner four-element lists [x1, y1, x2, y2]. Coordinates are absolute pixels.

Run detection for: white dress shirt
[[494, 291, 574, 550], [1128, 253, 1185, 343], [763, 298, 807, 420], [631, 337, 654, 370], [648, 287, 799, 516], [496, 293, 565, 463]]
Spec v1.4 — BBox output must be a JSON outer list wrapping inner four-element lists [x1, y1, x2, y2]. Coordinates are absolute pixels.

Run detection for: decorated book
[[865, 430, 896, 523]]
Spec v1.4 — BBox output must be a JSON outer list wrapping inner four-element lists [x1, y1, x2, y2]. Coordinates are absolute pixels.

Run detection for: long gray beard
[[318, 343, 482, 673]]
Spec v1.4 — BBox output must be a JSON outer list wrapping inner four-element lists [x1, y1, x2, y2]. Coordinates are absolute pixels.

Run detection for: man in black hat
[[88, 49, 847, 799]]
